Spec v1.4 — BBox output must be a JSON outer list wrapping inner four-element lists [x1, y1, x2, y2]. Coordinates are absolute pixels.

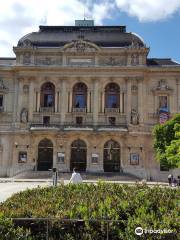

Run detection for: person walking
[[168, 174, 173, 186], [69, 168, 83, 184]]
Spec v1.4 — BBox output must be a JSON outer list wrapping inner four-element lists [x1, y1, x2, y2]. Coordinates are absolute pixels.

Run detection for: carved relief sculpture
[[20, 108, 28, 123], [0, 79, 8, 92], [131, 54, 139, 65], [131, 109, 139, 125]]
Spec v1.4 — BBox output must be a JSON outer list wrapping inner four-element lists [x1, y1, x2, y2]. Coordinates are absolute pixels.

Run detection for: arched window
[[105, 83, 120, 108], [40, 82, 55, 108], [73, 82, 87, 108]]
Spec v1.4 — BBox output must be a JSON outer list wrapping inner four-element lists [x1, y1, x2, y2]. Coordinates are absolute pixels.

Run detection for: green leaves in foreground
[[0, 183, 179, 240]]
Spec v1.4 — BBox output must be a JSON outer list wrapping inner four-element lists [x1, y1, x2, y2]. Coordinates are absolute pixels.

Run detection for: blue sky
[[0, 0, 180, 62], [104, 10, 180, 62]]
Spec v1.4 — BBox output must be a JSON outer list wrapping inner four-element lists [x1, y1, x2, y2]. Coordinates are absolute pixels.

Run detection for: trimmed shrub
[[0, 183, 179, 239]]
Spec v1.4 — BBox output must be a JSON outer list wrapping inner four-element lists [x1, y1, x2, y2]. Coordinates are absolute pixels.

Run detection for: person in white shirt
[[69, 168, 83, 184]]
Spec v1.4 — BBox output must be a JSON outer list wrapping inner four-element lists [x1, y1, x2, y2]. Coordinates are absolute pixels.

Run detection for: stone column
[[55, 91, 58, 112], [37, 91, 40, 112], [28, 80, 34, 122], [69, 90, 73, 112], [93, 79, 99, 125], [60, 79, 66, 123], [87, 90, 91, 113], [126, 78, 131, 124], [138, 78, 144, 124], [102, 91, 105, 113], [119, 91, 122, 113], [13, 78, 18, 123], [62, 54, 66, 66], [17, 79, 24, 122]]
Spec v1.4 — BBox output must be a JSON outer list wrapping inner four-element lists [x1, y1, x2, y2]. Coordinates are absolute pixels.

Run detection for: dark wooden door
[[37, 139, 53, 171], [104, 140, 120, 172], [70, 140, 87, 172]]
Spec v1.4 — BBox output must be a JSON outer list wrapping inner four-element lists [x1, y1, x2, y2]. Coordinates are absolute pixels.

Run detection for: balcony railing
[[72, 107, 87, 113], [39, 107, 54, 113], [104, 108, 120, 113], [30, 122, 127, 131]]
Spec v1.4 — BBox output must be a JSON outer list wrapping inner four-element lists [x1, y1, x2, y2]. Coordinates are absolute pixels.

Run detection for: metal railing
[[12, 218, 126, 240], [72, 107, 87, 113], [39, 107, 55, 113], [30, 122, 128, 130], [104, 108, 120, 113]]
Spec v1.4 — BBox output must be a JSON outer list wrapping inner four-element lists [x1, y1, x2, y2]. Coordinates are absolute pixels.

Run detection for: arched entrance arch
[[37, 138, 53, 171], [103, 140, 120, 172], [70, 139, 87, 172]]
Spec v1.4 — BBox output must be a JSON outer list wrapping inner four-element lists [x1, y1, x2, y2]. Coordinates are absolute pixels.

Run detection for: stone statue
[[131, 109, 139, 125], [20, 108, 28, 123]]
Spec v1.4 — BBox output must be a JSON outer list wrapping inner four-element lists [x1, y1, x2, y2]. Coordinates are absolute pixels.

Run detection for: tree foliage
[[153, 114, 180, 170]]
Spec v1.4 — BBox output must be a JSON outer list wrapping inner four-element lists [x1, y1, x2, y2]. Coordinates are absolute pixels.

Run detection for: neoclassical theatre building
[[0, 20, 179, 180]]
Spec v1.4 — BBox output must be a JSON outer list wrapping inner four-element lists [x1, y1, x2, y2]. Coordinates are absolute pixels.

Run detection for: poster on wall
[[159, 112, 169, 124], [57, 152, 65, 163], [159, 96, 169, 124], [130, 153, 139, 165], [18, 151, 27, 163], [92, 153, 99, 164]]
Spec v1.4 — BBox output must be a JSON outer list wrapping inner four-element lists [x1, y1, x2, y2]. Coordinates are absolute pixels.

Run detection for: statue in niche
[[0, 79, 8, 91], [131, 109, 139, 125], [20, 108, 28, 123]]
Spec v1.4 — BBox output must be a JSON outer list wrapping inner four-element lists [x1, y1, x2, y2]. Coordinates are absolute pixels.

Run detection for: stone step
[[14, 171, 140, 181]]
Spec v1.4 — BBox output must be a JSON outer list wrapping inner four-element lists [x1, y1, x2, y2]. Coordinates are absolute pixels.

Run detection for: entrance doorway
[[70, 139, 87, 172], [103, 140, 120, 172], [37, 138, 53, 171]]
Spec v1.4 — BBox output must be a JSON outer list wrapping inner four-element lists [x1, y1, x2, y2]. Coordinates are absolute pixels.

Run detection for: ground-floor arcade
[[0, 130, 165, 180]]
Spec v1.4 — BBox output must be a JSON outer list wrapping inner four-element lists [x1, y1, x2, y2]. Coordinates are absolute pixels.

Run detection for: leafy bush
[[0, 183, 179, 239], [153, 114, 180, 170]]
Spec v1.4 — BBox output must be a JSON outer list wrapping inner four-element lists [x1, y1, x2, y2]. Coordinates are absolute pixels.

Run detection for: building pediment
[[62, 40, 100, 53]]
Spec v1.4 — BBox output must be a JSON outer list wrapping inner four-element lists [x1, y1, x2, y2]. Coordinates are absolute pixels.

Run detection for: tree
[[153, 114, 180, 170]]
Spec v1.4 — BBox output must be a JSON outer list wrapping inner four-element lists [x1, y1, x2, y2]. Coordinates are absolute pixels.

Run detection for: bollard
[[52, 168, 58, 186]]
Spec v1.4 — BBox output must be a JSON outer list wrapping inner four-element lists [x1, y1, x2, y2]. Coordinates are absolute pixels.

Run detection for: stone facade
[[0, 22, 180, 180]]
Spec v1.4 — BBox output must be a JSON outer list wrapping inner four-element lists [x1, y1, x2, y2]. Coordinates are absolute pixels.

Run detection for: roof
[[147, 58, 180, 66], [0, 57, 16, 65], [17, 25, 145, 48]]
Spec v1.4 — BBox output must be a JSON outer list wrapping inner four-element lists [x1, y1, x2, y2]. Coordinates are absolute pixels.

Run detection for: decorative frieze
[[99, 56, 127, 66]]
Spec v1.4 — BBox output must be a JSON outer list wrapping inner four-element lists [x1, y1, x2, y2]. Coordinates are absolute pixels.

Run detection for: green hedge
[[0, 183, 179, 240]]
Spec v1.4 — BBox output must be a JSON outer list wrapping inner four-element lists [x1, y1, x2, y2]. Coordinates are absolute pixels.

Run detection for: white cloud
[[0, 0, 180, 57], [0, 0, 113, 57], [115, 0, 180, 22]]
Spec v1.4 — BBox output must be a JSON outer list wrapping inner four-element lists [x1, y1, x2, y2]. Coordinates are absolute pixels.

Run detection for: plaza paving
[[0, 178, 169, 203]]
